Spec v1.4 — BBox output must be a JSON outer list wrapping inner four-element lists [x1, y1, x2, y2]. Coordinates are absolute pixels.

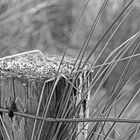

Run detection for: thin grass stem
[[1, 108, 140, 123]]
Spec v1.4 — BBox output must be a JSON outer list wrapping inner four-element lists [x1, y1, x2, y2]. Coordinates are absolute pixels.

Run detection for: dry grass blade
[[87, 38, 134, 100], [78, 0, 109, 62], [107, 40, 140, 106], [31, 78, 55, 140], [51, 4, 93, 135], [50, 1, 110, 135], [61, 73, 115, 133], [51, 2, 94, 129], [56, 3, 110, 128], [73, 0, 109, 77], [56, 0, 91, 76], [74, 28, 140, 74], [93, 5, 135, 66], [88, 132, 115, 140], [84, 31, 140, 139], [94, 52, 140, 71], [103, 88, 140, 140], [132, 124, 140, 140], [73, 51, 140, 74], [122, 123, 138, 139], [81, 0, 134, 68], [59, 45, 140, 138], [0, 116, 10, 140], [55, 71, 91, 139], [101, 39, 139, 106], [103, 78, 140, 117], [1, 108, 140, 123], [51, 82, 75, 139], [82, 21, 132, 97], [36, 76, 62, 140], [124, 116, 140, 140], [96, 34, 140, 140]]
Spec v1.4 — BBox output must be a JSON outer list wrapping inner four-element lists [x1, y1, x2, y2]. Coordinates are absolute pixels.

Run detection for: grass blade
[[81, 0, 134, 68]]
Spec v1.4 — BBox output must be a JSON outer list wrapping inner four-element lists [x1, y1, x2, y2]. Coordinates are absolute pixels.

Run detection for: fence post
[[0, 50, 92, 140]]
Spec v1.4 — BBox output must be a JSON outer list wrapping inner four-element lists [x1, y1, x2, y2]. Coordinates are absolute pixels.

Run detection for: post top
[[0, 50, 92, 80]]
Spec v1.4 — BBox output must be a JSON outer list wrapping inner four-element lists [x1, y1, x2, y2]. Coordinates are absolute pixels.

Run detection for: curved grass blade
[[103, 87, 140, 140], [89, 30, 140, 100], [36, 76, 62, 140], [123, 123, 138, 139], [54, 2, 135, 138], [87, 39, 133, 99], [56, 37, 139, 139], [104, 39, 140, 110], [103, 73, 140, 116], [72, 0, 109, 80], [73, 0, 109, 71], [55, 2, 110, 137], [93, 71, 140, 120], [87, 82, 140, 140], [31, 78, 55, 140], [93, 5, 135, 66], [73, 31, 140, 75], [132, 124, 140, 140], [98, 37, 140, 110], [50, 2, 96, 137], [96, 39, 140, 140], [0, 115, 11, 140], [81, 0, 134, 68], [58, 0, 109, 120], [56, 0, 91, 76], [74, 1, 135, 98], [86, 66, 140, 139]]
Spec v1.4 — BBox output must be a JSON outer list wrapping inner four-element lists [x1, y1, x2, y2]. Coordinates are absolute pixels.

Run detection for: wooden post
[[0, 50, 92, 140]]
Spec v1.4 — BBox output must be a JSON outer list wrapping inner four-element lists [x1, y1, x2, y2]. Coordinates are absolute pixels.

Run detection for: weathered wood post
[[0, 50, 92, 140]]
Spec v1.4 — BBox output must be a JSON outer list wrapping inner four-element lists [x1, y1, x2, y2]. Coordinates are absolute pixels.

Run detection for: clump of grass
[[0, 0, 140, 140]]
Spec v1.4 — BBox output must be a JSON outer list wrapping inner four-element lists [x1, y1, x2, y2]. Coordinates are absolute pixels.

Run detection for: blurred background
[[0, 0, 139, 58]]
